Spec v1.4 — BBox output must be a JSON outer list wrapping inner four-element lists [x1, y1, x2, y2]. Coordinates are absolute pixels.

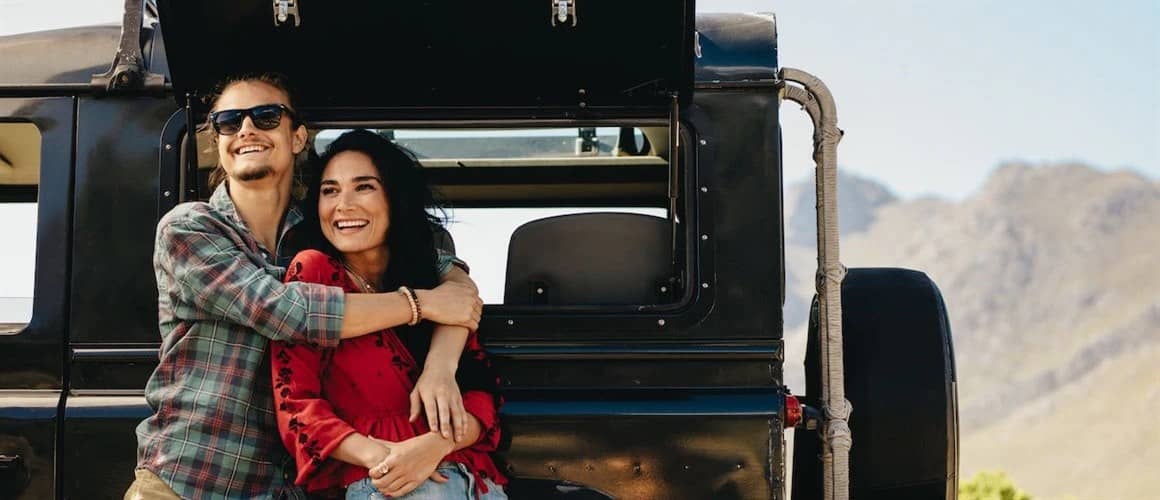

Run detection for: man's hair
[[204, 72, 307, 193], [204, 72, 301, 116]]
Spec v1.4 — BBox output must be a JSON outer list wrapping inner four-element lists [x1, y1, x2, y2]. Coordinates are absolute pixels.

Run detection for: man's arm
[[408, 257, 482, 440], [158, 215, 346, 347], [439, 264, 478, 295]]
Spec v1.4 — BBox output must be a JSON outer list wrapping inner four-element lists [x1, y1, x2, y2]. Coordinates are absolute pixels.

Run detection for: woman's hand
[[416, 281, 482, 330], [368, 433, 454, 497], [409, 365, 468, 442]]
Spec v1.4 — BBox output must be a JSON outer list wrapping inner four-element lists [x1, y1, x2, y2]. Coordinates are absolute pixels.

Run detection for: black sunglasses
[[208, 104, 296, 135]]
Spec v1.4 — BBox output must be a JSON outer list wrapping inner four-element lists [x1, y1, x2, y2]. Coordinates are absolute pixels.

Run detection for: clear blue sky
[[709, 0, 1159, 198], [2, 0, 1156, 198]]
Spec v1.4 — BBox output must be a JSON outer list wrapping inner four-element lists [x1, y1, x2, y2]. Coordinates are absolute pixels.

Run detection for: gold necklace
[[343, 264, 378, 293]]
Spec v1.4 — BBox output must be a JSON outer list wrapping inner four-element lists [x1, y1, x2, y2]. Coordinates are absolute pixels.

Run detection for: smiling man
[[126, 73, 485, 500]]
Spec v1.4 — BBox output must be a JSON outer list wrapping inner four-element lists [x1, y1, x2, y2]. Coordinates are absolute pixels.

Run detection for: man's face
[[212, 81, 307, 184]]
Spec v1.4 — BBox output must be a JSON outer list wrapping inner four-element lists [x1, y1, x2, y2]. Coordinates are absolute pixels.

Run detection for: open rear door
[[157, 0, 694, 116]]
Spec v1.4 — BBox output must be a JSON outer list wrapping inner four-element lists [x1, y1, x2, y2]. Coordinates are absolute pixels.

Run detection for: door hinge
[[551, 0, 577, 27], [274, 0, 301, 27]]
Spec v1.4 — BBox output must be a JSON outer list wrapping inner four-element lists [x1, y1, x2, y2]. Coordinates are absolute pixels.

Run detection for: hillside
[[782, 163, 1160, 499]]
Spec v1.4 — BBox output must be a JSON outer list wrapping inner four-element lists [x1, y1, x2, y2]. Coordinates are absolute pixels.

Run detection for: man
[[125, 73, 483, 499]]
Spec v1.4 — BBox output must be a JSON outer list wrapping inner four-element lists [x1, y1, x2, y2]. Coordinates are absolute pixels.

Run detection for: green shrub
[[959, 471, 1032, 500]]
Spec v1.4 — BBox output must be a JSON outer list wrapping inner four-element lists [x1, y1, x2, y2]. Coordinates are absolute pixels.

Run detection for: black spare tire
[[792, 268, 958, 499]]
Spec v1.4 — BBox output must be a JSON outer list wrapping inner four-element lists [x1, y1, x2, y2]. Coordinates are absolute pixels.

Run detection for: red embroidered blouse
[[271, 250, 506, 497]]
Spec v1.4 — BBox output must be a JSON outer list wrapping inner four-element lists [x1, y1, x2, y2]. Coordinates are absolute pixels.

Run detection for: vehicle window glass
[[0, 122, 40, 333], [195, 125, 681, 308], [315, 127, 652, 159]]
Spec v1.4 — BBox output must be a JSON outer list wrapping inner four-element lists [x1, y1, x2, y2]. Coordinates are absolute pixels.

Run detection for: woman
[[272, 130, 507, 499]]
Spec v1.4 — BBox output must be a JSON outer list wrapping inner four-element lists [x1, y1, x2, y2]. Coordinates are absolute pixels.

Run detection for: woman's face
[[318, 151, 391, 257]]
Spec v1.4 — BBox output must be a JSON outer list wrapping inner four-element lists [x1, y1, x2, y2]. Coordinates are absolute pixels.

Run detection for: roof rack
[[90, 0, 166, 94]]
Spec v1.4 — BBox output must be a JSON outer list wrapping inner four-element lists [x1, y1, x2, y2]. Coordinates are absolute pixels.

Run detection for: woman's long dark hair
[[307, 129, 440, 359], [306, 129, 495, 394]]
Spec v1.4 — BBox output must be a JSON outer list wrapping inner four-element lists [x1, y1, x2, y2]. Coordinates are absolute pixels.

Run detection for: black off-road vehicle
[[0, 1, 957, 498]]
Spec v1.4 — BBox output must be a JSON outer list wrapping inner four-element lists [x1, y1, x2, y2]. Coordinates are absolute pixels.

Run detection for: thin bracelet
[[398, 286, 419, 326], [404, 286, 423, 324]]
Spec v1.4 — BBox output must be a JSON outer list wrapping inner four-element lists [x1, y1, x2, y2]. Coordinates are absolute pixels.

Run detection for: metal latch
[[274, 0, 301, 27], [551, 0, 576, 27]]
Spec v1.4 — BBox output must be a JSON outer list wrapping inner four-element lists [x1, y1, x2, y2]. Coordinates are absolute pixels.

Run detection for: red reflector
[[785, 395, 803, 428]]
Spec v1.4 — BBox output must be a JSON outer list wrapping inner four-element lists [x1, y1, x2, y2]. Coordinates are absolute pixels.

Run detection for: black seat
[[503, 212, 673, 305]]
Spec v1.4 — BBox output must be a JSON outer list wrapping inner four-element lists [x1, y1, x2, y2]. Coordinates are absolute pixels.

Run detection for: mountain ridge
[[782, 162, 1159, 499]]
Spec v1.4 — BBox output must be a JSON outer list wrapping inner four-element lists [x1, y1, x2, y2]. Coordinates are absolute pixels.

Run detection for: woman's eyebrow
[[319, 176, 382, 185]]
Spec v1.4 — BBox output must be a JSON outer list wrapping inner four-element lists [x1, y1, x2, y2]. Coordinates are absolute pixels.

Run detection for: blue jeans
[[346, 462, 507, 500]]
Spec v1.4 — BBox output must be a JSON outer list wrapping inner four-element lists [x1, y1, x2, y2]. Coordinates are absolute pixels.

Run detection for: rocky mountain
[[782, 163, 1160, 499]]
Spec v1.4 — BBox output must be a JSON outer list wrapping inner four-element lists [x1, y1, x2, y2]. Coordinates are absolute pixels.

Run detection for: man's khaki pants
[[124, 468, 181, 500]]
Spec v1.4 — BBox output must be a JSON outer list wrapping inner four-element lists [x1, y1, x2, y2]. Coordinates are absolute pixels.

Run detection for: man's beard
[[235, 164, 275, 182]]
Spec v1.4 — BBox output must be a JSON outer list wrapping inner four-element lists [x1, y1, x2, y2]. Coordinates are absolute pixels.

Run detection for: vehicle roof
[[0, 25, 125, 86]]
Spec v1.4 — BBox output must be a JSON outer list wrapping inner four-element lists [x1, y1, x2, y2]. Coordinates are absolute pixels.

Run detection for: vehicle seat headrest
[[504, 212, 673, 305]]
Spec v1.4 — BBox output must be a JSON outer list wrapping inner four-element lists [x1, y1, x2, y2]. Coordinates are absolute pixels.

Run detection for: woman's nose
[[336, 191, 357, 211]]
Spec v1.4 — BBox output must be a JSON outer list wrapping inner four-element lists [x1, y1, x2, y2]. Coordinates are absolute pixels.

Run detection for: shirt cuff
[[298, 283, 345, 348], [436, 250, 469, 276]]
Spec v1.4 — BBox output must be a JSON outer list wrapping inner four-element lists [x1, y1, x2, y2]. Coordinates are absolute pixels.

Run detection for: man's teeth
[[238, 145, 268, 155], [336, 220, 368, 229]]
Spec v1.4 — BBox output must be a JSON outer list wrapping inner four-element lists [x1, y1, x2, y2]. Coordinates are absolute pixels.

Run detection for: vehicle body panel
[[0, 95, 75, 500]]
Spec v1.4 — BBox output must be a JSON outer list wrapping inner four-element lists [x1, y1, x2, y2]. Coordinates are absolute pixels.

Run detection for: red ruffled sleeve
[[462, 390, 501, 452], [272, 250, 359, 489], [460, 331, 504, 452], [272, 342, 358, 487]]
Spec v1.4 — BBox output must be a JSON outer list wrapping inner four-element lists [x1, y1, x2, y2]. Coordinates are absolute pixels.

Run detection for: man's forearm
[[441, 266, 478, 295], [427, 412, 482, 451], [339, 292, 414, 339], [425, 325, 469, 372]]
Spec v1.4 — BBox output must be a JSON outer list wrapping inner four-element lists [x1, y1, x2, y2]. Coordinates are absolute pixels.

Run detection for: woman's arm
[[367, 417, 482, 498], [271, 341, 362, 484], [330, 433, 391, 468]]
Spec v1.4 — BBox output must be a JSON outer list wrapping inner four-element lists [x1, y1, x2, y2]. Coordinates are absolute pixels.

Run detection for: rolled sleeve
[[436, 248, 469, 276]]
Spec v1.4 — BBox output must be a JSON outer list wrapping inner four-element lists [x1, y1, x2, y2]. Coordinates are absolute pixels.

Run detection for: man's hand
[[409, 365, 468, 442], [416, 281, 482, 331], [368, 433, 454, 497]]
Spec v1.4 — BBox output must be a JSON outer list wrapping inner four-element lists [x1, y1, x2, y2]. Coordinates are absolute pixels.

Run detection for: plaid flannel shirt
[[136, 185, 346, 499]]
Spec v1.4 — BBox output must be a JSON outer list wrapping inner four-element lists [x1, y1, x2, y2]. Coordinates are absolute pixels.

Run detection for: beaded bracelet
[[398, 286, 419, 326], [404, 286, 423, 324]]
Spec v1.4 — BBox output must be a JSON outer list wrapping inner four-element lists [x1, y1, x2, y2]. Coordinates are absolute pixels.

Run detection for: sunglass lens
[[251, 105, 285, 130], [213, 110, 244, 135]]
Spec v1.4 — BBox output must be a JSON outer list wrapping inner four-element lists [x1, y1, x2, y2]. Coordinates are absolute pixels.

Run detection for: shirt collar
[[209, 182, 305, 243]]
